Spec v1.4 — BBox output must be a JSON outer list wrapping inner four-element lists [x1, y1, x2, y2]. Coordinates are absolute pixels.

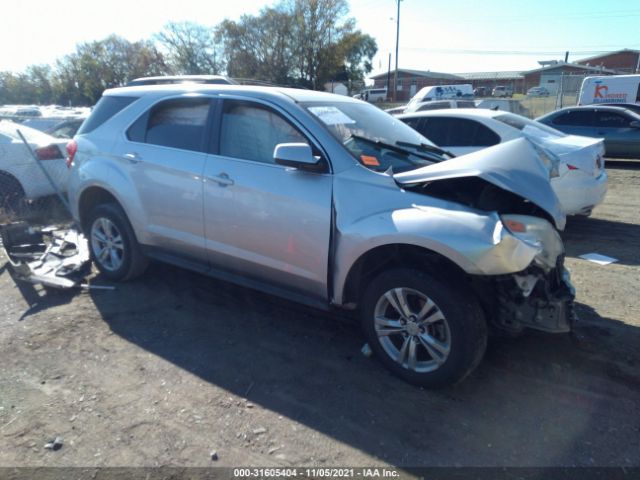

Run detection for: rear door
[[114, 95, 214, 261], [202, 98, 333, 301]]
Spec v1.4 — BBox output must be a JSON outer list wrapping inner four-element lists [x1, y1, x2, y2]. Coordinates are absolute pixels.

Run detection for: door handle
[[124, 152, 142, 164], [208, 172, 234, 187]]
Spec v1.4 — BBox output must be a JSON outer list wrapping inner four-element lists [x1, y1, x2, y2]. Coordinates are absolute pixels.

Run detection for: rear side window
[[413, 117, 500, 147], [552, 110, 594, 126], [593, 111, 632, 128], [77, 96, 137, 134], [127, 97, 211, 152]]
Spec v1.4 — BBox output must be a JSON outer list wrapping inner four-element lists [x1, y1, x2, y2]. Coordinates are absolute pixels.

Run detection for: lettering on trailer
[[593, 83, 628, 103]]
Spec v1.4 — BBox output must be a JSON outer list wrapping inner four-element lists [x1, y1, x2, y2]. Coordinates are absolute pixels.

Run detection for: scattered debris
[[44, 436, 63, 451], [0, 222, 92, 289], [253, 427, 267, 435], [210, 449, 218, 461], [361, 343, 372, 357], [268, 446, 282, 455], [579, 253, 619, 265]]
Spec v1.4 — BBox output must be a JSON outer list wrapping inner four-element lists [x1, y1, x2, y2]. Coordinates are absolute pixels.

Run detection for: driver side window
[[219, 100, 307, 164]]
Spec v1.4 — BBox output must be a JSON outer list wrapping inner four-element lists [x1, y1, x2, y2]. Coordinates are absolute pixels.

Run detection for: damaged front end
[[491, 261, 576, 334], [478, 213, 576, 334], [392, 139, 576, 334]]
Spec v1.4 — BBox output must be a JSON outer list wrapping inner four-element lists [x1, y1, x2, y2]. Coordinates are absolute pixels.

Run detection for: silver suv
[[67, 84, 575, 387]]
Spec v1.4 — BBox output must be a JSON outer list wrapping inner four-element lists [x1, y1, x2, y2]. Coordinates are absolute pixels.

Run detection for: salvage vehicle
[[66, 85, 575, 387], [399, 109, 608, 216], [0, 120, 69, 213]]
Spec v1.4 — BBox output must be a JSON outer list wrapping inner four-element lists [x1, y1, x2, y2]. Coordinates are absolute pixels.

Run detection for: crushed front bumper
[[491, 260, 577, 334]]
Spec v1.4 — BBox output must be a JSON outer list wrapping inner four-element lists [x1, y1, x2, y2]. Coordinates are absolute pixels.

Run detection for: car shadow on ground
[[5, 266, 77, 321], [563, 216, 640, 266], [81, 262, 640, 466]]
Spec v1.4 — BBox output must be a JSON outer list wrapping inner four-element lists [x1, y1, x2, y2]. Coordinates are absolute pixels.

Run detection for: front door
[[203, 99, 333, 301]]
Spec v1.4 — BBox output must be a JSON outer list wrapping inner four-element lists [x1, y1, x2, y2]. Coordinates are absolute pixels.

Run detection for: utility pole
[[386, 53, 392, 93], [393, 0, 401, 102]]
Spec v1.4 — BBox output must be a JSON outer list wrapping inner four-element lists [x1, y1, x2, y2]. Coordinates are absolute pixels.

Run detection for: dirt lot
[[1, 163, 639, 469]]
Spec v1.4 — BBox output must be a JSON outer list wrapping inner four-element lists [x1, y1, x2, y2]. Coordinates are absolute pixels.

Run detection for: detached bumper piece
[[0, 222, 90, 289], [494, 261, 577, 334]]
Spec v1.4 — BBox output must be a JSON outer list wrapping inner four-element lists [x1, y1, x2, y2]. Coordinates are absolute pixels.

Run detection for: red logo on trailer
[[594, 85, 608, 98]]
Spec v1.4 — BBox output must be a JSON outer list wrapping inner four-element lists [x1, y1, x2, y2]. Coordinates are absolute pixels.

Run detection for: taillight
[[35, 144, 63, 161], [66, 140, 78, 168], [567, 164, 579, 170]]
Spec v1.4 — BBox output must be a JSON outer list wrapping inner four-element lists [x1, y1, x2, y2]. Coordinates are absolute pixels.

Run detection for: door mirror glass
[[630, 120, 640, 129], [274, 143, 322, 171]]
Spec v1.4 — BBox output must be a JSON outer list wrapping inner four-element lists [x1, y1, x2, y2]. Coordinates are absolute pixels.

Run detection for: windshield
[[303, 101, 445, 173], [495, 113, 566, 138]]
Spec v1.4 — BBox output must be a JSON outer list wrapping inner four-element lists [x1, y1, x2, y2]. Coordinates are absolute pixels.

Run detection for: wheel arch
[[77, 186, 123, 232], [340, 243, 474, 309]]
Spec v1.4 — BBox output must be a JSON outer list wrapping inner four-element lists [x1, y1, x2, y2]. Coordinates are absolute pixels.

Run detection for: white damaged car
[[399, 108, 608, 216]]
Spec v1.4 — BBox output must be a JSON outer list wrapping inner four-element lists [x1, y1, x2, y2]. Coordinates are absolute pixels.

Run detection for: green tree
[[51, 35, 169, 106], [216, 6, 294, 84]]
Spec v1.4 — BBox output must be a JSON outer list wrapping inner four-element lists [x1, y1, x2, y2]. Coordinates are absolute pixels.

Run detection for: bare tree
[[156, 21, 224, 75]]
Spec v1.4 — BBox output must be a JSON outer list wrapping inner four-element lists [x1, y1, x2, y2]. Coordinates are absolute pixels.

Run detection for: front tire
[[86, 203, 148, 281], [361, 268, 487, 388]]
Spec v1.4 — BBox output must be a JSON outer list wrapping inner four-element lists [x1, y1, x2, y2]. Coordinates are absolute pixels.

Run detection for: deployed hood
[[394, 138, 566, 229]]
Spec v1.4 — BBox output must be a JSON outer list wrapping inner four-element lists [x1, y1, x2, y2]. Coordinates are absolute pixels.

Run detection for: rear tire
[[0, 173, 26, 217], [361, 268, 487, 388], [86, 203, 148, 281]]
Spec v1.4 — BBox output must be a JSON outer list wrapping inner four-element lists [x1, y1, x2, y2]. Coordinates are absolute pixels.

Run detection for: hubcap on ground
[[373, 287, 451, 373]]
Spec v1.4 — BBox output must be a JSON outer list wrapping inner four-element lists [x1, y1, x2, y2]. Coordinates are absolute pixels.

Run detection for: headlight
[[530, 143, 560, 179], [501, 214, 564, 271]]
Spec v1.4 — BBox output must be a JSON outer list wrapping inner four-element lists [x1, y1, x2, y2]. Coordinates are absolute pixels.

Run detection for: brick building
[[522, 63, 618, 95], [575, 49, 640, 74], [370, 69, 466, 102]]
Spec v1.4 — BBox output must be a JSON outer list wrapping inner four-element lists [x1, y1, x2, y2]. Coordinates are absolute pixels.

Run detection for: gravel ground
[[0, 163, 639, 468]]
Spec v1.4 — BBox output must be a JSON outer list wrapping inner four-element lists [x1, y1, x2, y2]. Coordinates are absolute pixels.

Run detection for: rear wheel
[[0, 173, 26, 217], [361, 268, 487, 388], [86, 203, 148, 281]]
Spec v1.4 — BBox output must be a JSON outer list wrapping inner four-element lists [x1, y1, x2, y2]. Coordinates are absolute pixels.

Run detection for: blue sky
[[2, 0, 639, 78]]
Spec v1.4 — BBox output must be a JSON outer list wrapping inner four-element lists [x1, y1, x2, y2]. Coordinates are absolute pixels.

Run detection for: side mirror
[[630, 120, 640, 129], [274, 143, 324, 172]]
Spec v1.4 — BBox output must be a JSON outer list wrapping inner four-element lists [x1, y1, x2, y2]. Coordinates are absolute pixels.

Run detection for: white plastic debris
[[579, 253, 619, 265], [361, 343, 372, 357]]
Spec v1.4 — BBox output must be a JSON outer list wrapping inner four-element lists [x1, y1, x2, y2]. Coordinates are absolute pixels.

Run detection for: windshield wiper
[[348, 134, 444, 162], [395, 141, 455, 159]]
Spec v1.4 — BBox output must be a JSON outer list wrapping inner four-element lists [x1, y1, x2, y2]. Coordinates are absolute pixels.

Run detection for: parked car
[[473, 87, 488, 97], [353, 88, 388, 102], [527, 87, 550, 97], [46, 117, 86, 139], [0, 121, 69, 212], [386, 99, 477, 115], [476, 99, 531, 117], [398, 109, 607, 216], [537, 105, 640, 158], [492, 86, 513, 98], [66, 85, 575, 387], [597, 103, 640, 115]]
